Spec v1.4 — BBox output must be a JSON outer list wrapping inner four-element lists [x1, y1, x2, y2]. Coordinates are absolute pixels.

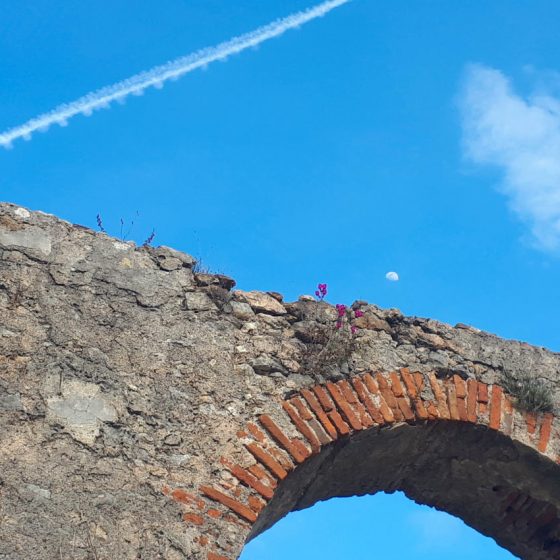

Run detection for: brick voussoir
[[363, 373, 395, 423], [446, 380, 460, 421], [466, 379, 478, 423], [246, 422, 267, 443], [398, 369, 429, 421], [326, 381, 363, 431], [282, 401, 322, 454], [478, 381, 489, 403], [413, 372, 425, 392], [307, 416, 333, 445], [258, 414, 309, 463], [292, 437, 312, 461], [337, 379, 374, 428], [412, 396, 429, 421], [396, 396, 416, 422], [400, 368, 419, 399], [453, 375, 469, 422], [241, 419, 296, 472], [220, 458, 274, 500], [301, 388, 339, 440], [526, 412, 538, 435], [328, 409, 351, 435], [538, 413, 554, 453], [426, 401, 440, 419], [428, 372, 450, 420], [248, 464, 277, 489], [289, 396, 332, 444], [351, 376, 385, 424], [312, 385, 336, 412], [290, 396, 313, 420], [388, 372, 415, 421], [453, 374, 467, 398], [248, 495, 266, 514], [268, 445, 295, 471], [336, 379, 360, 404], [245, 443, 289, 480], [376, 373, 404, 422], [489, 385, 503, 430], [200, 486, 257, 523], [389, 371, 406, 397]]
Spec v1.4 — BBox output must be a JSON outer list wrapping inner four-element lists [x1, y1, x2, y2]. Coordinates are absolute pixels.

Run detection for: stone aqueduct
[[1, 202, 559, 560]]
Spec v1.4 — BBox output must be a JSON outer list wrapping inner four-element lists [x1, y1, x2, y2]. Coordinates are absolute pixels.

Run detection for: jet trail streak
[[0, 0, 350, 148]]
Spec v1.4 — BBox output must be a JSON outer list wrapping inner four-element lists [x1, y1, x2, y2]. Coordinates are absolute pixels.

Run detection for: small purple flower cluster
[[143, 229, 156, 247], [94, 212, 155, 245], [96, 213, 105, 232], [315, 283, 363, 335], [315, 283, 327, 300]]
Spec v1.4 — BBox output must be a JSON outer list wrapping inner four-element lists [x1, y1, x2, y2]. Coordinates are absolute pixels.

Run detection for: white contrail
[[0, 0, 350, 149]]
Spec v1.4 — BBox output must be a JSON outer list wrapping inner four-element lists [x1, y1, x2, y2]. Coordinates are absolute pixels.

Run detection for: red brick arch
[[163, 369, 560, 560]]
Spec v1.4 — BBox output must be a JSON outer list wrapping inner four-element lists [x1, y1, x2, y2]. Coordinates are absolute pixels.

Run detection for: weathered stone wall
[[1, 202, 559, 560]]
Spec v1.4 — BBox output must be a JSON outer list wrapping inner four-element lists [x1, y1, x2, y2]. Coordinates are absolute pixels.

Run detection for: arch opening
[[245, 420, 559, 559], [241, 491, 518, 559]]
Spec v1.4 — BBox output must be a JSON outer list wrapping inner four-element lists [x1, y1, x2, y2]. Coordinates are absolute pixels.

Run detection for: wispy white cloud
[[460, 64, 560, 251], [0, 0, 350, 149]]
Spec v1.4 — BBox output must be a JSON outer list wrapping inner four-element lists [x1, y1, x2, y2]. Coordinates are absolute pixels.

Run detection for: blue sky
[[3, 1, 560, 557], [242, 492, 515, 560]]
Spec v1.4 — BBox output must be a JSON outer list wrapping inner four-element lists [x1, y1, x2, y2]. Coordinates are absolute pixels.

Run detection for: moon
[[385, 271, 399, 282]]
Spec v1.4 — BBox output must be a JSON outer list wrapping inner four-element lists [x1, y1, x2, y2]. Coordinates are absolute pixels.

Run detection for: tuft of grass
[[95, 211, 155, 245], [192, 258, 213, 274], [302, 323, 355, 378], [501, 372, 554, 414]]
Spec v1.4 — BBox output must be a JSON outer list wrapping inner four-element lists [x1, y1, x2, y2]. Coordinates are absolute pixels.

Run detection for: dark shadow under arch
[[248, 421, 560, 559]]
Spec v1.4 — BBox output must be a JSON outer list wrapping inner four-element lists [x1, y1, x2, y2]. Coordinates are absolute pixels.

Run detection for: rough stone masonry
[[1, 202, 559, 560]]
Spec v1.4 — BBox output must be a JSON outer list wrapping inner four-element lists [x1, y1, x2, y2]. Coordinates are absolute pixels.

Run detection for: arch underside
[[250, 421, 560, 560]]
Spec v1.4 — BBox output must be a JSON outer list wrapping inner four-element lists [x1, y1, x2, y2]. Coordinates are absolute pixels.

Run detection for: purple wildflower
[[143, 229, 156, 247], [351, 326, 357, 335], [355, 310, 364, 318], [96, 213, 105, 232], [315, 283, 328, 300], [336, 304, 347, 317]]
